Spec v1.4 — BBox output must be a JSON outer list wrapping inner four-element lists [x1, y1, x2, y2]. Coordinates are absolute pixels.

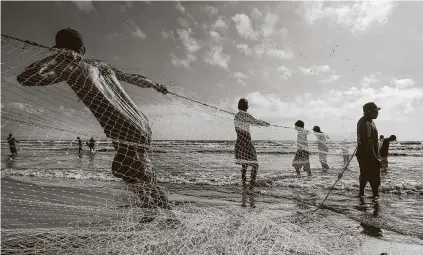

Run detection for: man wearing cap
[[16, 28, 174, 222], [355, 102, 382, 199], [380, 135, 397, 170]]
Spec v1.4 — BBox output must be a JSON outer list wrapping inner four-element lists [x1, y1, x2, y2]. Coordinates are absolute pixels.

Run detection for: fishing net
[[1, 34, 379, 255]]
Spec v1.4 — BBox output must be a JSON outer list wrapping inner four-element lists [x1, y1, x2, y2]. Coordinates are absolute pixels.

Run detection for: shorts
[[356, 156, 381, 187], [9, 146, 17, 154]]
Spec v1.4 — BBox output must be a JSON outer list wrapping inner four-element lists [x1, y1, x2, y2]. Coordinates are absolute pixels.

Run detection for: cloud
[[276, 66, 292, 80], [242, 79, 423, 129], [209, 30, 223, 42], [390, 78, 415, 89], [72, 1, 96, 13], [6, 102, 44, 114], [232, 13, 260, 40], [320, 74, 340, 84], [120, 1, 132, 12], [299, 65, 340, 84], [177, 17, 190, 28], [261, 12, 279, 37], [175, 1, 186, 14], [171, 53, 196, 69], [176, 28, 201, 53], [302, 1, 395, 32], [124, 20, 147, 40], [251, 8, 263, 19], [361, 74, 379, 87], [299, 65, 331, 75], [213, 16, 229, 30], [204, 45, 230, 71], [236, 44, 253, 56], [255, 41, 293, 60], [233, 72, 248, 86], [161, 30, 176, 41], [203, 5, 219, 17]]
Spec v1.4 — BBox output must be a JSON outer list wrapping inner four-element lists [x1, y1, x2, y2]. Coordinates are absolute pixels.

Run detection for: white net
[[2, 35, 419, 254]]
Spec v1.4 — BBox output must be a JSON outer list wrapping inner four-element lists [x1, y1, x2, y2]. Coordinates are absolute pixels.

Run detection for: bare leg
[[250, 165, 258, 190], [241, 164, 247, 189]]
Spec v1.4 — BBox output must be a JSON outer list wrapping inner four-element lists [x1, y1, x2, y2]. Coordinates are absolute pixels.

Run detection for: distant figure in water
[[88, 136, 96, 154], [7, 133, 18, 157], [293, 120, 311, 176], [312, 126, 329, 170], [76, 137, 82, 157], [380, 135, 396, 170], [355, 102, 382, 199], [234, 98, 270, 190], [16, 28, 174, 222], [378, 135, 384, 154], [341, 139, 350, 168]]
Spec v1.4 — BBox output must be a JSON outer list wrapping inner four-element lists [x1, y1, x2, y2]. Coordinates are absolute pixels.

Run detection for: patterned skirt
[[235, 139, 258, 166]]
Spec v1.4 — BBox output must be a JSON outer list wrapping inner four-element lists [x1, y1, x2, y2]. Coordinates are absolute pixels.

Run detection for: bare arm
[[244, 113, 270, 127], [358, 121, 380, 162], [112, 68, 168, 94], [17, 54, 68, 86]]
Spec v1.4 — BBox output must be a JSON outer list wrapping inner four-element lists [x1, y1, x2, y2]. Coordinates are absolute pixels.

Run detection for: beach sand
[[2, 177, 423, 255]]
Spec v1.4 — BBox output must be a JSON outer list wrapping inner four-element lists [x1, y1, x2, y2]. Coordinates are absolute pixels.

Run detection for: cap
[[390, 135, 397, 141], [312, 126, 322, 133], [53, 28, 85, 53], [363, 102, 381, 113]]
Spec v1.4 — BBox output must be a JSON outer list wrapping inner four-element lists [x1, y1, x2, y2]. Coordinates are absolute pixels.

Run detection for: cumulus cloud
[[119, 1, 132, 12], [242, 80, 423, 128], [233, 72, 248, 86], [171, 53, 196, 69], [251, 8, 263, 19], [72, 1, 96, 13], [302, 1, 395, 32], [176, 28, 201, 53], [277, 66, 292, 80], [261, 12, 279, 37], [209, 30, 223, 42], [360, 74, 379, 87], [236, 44, 253, 56], [390, 78, 415, 89], [203, 5, 219, 17], [213, 16, 229, 30], [175, 1, 185, 14], [299, 64, 339, 84], [124, 19, 147, 40], [232, 13, 260, 40], [255, 41, 293, 60], [177, 17, 190, 28], [161, 30, 176, 41], [6, 102, 44, 114], [204, 45, 231, 71]]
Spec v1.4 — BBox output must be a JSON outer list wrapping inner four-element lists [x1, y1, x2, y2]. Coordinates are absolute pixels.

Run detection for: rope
[[1, 33, 294, 130], [313, 146, 358, 212]]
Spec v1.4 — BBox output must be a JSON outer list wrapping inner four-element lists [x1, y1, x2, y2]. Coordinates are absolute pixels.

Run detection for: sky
[[1, 1, 423, 141]]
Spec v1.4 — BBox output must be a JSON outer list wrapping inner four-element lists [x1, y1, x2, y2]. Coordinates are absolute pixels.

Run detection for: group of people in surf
[[12, 28, 396, 223]]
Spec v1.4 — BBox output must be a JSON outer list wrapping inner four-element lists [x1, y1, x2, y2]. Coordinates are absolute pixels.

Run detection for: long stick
[[313, 146, 358, 212]]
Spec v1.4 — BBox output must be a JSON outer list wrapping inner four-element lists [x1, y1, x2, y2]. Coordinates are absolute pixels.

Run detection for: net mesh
[[1, 35, 373, 254]]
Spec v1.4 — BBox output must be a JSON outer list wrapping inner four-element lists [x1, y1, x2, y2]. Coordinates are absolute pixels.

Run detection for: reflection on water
[[241, 190, 256, 208]]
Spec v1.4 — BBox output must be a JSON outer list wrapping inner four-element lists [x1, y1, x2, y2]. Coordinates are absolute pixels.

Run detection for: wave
[[3, 169, 421, 195]]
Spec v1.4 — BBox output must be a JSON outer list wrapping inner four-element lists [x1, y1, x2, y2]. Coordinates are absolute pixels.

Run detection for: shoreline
[[2, 177, 423, 254]]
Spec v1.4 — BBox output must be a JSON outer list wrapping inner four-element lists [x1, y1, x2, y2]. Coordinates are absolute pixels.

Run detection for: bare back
[[19, 53, 152, 148]]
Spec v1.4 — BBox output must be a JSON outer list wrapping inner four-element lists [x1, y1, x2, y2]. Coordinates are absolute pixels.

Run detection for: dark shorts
[[9, 146, 17, 154], [356, 156, 381, 186], [292, 149, 310, 167]]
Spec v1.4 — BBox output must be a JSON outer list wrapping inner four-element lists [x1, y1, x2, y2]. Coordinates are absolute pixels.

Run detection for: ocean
[[1, 139, 423, 254]]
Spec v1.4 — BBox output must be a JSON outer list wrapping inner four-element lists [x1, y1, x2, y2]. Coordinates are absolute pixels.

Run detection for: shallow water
[[1, 140, 423, 252]]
